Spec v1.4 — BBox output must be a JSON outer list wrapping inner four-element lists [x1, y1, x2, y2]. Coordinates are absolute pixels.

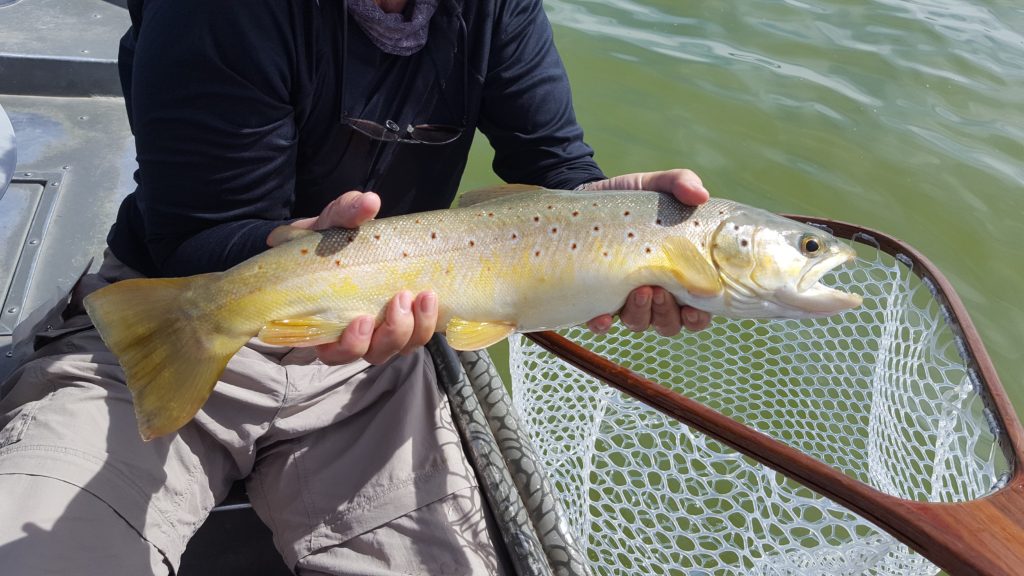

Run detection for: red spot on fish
[[645, 247, 652, 253], [511, 233, 518, 240], [402, 251, 409, 258], [571, 243, 577, 250], [431, 232, 437, 239], [547, 205, 553, 210], [469, 240, 476, 247], [593, 225, 600, 231], [487, 212, 494, 217], [624, 210, 631, 217], [374, 234, 381, 240], [603, 251, 609, 257], [415, 218, 422, 224], [551, 227, 558, 234], [627, 232, 635, 239], [300, 248, 309, 255], [535, 250, 541, 257], [533, 216, 540, 222], [335, 260, 341, 266], [572, 211, 579, 217]]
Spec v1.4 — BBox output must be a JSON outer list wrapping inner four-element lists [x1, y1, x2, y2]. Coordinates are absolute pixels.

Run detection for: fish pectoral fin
[[444, 318, 516, 351], [258, 316, 350, 347], [457, 184, 545, 207], [267, 225, 318, 248], [659, 237, 723, 298]]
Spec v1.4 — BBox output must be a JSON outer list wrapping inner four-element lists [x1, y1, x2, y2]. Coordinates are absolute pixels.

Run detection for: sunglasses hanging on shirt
[[339, 0, 467, 146]]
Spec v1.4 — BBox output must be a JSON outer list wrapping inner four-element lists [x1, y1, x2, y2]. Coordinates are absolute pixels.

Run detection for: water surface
[[464, 0, 1024, 417]]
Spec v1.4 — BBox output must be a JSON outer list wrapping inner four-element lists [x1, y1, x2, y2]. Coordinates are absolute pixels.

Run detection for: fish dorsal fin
[[258, 316, 352, 347], [444, 318, 516, 350], [267, 225, 317, 248], [661, 237, 723, 298], [457, 184, 544, 208]]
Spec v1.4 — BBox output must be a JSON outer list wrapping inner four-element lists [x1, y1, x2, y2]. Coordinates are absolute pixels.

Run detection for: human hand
[[285, 191, 440, 365], [580, 169, 714, 335]]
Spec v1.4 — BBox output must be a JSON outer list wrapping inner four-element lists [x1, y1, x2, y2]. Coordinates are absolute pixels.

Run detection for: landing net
[[509, 229, 1009, 575]]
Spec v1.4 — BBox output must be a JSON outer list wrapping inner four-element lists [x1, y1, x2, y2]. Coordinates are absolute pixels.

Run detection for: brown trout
[[84, 186, 862, 439]]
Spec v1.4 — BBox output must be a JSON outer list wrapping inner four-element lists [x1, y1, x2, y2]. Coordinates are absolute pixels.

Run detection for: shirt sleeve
[[477, 0, 606, 190], [127, 0, 306, 276]]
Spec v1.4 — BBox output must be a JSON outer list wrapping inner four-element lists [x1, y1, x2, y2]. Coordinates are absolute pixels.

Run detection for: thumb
[[295, 191, 382, 230]]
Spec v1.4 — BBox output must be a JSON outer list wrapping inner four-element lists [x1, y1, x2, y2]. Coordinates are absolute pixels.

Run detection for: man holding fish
[[0, 0, 829, 574]]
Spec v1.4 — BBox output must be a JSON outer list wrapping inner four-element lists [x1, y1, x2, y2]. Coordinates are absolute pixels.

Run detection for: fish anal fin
[[444, 318, 516, 350], [457, 184, 544, 208], [267, 225, 318, 248], [258, 316, 350, 347], [660, 237, 723, 298]]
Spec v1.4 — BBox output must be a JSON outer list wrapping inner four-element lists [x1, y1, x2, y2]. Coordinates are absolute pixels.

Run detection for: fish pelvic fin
[[444, 318, 516, 350], [83, 275, 250, 441]]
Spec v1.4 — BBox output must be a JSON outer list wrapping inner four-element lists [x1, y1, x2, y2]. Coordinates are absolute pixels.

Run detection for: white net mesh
[[509, 232, 1009, 576]]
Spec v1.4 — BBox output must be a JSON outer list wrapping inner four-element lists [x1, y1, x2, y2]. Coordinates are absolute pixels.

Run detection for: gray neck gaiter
[[347, 0, 440, 56]]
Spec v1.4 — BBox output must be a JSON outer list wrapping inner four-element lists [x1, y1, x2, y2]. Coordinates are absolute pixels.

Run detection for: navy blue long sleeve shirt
[[108, 0, 605, 277]]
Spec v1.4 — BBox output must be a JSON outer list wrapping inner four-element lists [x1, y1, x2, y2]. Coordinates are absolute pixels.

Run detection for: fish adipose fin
[[445, 318, 516, 350], [84, 275, 251, 441], [258, 316, 350, 347], [660, 237, 723, 298], [457, 184, 544, 207]]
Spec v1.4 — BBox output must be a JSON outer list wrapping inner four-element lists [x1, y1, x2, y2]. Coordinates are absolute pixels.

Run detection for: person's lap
[[0, 256, 506, 575]]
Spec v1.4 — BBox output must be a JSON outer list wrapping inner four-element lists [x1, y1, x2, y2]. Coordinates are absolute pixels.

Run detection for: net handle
[[524, 216, 1024, 576]]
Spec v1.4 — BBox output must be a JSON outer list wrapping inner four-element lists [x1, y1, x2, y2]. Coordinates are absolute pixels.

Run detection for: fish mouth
[[778, 245, 863, 316]]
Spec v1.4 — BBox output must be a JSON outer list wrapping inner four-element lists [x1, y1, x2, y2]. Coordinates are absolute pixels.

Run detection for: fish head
[[708, 209, 863, 318]]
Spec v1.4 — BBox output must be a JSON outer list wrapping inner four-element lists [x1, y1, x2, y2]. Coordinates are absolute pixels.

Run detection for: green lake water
[[462, 0, 1024, 418]]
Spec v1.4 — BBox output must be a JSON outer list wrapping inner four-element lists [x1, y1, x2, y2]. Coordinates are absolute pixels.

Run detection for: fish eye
[[800, 235, 823, 256]]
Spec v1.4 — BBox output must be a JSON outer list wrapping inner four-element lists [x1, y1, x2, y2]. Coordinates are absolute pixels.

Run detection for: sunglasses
[[339, 3, 467, 146]]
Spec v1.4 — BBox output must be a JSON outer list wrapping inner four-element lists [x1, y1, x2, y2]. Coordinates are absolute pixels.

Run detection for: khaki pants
[[0, 254, 509, 575]]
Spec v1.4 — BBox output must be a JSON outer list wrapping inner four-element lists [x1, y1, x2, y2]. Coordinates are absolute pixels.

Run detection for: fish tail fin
[[83, 274, 249, 441]]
